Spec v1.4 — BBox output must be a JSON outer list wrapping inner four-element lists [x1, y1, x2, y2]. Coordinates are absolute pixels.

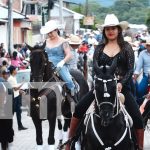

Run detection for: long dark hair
[[12, 51, 18, 60]]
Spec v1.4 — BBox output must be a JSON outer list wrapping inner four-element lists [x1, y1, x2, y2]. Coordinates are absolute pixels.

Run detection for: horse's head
[[26, 41, 48, 82], [93, 57, 118, 126]]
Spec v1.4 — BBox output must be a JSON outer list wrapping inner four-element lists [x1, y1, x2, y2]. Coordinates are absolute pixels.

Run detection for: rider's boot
[[135, 129, 144, 150], [65, 117, 80, 150]]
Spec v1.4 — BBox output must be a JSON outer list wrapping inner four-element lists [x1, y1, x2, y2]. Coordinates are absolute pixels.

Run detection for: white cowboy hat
[[146, 38, 150, 45], [68, 35, 82, 45], [40, 20, 59, 34], [101, 14, 129, 30], [124, 36, 132, 43]]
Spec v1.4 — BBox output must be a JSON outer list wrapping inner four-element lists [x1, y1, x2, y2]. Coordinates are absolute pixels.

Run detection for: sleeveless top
[[45, 43, 65, 66]]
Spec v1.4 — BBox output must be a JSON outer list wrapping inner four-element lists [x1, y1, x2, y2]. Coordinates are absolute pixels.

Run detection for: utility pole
[[85, 0, 88, 16], [59, 0, 63, 25], [8, 0, 13, 56], [84, 0, 88, 81], [47, 0, 55, 21]]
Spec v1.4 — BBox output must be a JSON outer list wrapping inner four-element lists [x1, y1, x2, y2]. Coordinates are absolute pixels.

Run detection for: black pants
[[13, 95, 23, 128], [74, 88, 144, 129]]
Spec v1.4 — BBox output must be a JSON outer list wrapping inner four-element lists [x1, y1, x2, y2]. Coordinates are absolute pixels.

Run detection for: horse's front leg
[[63, 118, 71, 144], [47, 113, 56, 150], [1, 141, 8, 150], [32, 117, 43, 145]]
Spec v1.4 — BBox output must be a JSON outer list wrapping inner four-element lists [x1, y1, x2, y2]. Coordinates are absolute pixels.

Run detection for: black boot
[[18, 126, 28, 130], [135, 129, 144, 150], [65, 117, 80, 150]]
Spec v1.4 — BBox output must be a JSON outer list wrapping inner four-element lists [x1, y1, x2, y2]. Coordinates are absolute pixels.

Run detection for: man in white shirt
[[8, 66, 27, 130]]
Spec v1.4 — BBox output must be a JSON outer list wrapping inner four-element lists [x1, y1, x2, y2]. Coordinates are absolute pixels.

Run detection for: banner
[[83, 16, 94, 25]]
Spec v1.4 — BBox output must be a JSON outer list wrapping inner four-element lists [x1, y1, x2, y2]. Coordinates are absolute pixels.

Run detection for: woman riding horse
[[66, 14, 144, 150], [40, 20, 77, 101]]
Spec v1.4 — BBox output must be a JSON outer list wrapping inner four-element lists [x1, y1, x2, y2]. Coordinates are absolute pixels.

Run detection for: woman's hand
[[57, 60, 65, 68], [117, 83, 122, 93]]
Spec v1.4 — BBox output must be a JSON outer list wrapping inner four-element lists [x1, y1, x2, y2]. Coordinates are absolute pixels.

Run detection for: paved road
[[0, 112, 150, 150]]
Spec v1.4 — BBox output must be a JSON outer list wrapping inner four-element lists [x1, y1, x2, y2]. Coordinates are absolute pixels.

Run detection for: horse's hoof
[[8, 142, 13, 150], [37, 145, 43, 150], [56, 129, 63, 140], [48, 145, 55, 150]]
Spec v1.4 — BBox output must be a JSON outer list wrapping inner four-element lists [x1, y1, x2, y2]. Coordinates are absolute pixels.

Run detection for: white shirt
[[8, 75, 19, 98], [88, 37, 97, 45]]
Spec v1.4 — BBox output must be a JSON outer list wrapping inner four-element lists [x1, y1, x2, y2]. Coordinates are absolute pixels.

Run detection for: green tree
[[146, 9, 150, 30], [70, 0, 150, 28]]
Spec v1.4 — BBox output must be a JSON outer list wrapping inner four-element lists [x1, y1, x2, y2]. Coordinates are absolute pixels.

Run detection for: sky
[[64, 0, 116, 7]]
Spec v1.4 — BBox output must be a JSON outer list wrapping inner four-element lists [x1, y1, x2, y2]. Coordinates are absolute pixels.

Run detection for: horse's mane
[[32, 44, 43, 49]]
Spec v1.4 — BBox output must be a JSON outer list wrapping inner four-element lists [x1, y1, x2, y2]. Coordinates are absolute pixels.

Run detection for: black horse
[[81, 59, 136, 150], [26, 42, 89, 149]]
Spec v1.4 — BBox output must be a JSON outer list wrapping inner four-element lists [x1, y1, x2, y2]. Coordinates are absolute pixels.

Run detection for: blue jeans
[[58, 65, 75, 92], [135, 74, 148, 105]]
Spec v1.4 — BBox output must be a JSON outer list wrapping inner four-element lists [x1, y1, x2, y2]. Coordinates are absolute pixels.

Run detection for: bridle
[[93, 74, 120, 118], [85, 75, 133, 149]]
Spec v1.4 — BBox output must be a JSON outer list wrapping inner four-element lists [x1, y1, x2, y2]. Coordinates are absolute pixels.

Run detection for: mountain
[[64, 0, 116, 7]]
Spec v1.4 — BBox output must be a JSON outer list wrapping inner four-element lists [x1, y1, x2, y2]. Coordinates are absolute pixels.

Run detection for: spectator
[[87, 33, 98, 47], [138, 39, 146, 56], [0, 52, 9, 66], [7, 65, 28, 130], [0, 68, 14, 148], [20, 43, 28, 58], [0, 43, 6, 56], [78, 40, 89, 53], [1, 60, 8, 72], [67, 34, 81, 69], [11, 51, 28, 69], [13, 44, 24, 60], [133, 38, 150, 106]]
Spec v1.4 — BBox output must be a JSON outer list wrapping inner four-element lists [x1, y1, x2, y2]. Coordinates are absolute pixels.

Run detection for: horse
[[26, 41, 89, 149], [80, 58, 136, 150]]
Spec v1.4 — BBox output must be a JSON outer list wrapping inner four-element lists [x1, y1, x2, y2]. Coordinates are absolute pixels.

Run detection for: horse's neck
[[43, 63, 53, 82]]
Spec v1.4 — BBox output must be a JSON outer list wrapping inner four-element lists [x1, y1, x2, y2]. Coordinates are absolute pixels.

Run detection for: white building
[[22, 1, 84, 45], [50, 3, 84, 34]]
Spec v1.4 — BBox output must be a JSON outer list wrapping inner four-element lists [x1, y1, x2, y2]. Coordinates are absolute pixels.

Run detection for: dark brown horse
[[27, 42, 89, 149]]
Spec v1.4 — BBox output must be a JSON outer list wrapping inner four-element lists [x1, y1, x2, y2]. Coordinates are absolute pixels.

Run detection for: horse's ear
[[109, 57, 118, 74], [25, 43, 34, 51], [41, 41, 46, 50]]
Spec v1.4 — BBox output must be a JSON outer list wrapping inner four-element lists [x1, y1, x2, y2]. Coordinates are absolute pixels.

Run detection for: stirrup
[[71, 94, 78, 103]]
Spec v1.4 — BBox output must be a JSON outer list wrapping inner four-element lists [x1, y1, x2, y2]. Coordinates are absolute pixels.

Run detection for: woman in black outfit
[[66, 14, 144, 150]]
